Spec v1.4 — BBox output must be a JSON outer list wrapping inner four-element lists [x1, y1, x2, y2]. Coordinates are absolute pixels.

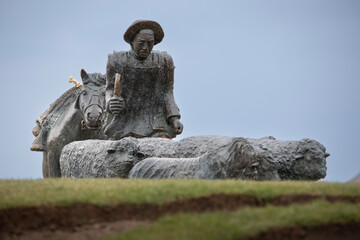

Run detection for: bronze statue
[[103, 20, 183, 139], [32, 20, 329, 180]]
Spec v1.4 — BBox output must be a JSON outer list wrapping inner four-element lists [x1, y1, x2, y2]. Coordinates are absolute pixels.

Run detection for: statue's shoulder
[[152, 50, 175, 69], [107, 51, 128, 66]]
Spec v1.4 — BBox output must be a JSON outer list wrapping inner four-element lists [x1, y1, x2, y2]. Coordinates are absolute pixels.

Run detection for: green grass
[[105, 201, 360, 240], [1, 179, 359, 209]]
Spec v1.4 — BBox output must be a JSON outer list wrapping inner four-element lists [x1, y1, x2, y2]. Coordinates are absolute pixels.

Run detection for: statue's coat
[[104, 50, 180, 139]]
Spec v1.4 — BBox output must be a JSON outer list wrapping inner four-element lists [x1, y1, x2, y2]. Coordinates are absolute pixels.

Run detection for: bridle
[[80, 86, 105, 130]]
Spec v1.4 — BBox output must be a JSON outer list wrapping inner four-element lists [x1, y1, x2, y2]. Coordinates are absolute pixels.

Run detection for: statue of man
[[104, 20, 183, 140]]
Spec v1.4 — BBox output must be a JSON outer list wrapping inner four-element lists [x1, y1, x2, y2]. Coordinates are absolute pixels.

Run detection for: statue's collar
[[130, 49, 148, 61], [128, 50, 156, 68]]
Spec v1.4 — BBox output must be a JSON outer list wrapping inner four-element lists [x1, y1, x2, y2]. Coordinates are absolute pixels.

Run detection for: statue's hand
[[170, 117, 183, 135], [108, 97, 125, 115]]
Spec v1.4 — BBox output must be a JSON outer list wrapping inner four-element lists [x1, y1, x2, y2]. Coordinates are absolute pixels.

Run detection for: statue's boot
[[30, 130, 46, 151], [32, 125, 40, 137]]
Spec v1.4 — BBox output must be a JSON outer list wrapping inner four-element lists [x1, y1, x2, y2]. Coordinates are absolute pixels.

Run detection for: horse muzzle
[[83, 112, 103, 130]]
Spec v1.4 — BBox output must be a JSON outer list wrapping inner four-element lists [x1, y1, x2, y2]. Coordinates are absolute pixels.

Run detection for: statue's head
[[131, 29, 155, 60], [124, 20, 164, 60]]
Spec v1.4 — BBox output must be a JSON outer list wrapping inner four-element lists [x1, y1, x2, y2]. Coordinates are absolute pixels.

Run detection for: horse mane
[[37, 87, 82, 130], [84, 73, 106, 86]]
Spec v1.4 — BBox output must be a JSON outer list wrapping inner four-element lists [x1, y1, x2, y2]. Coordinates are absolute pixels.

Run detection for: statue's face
[[132, 29, 155, 59]]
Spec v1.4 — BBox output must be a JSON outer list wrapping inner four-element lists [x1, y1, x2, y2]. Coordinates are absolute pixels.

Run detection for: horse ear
[[80, 69, 89, 82]]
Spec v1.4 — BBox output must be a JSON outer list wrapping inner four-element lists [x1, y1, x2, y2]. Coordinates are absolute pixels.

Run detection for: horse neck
[[54, 101, 83, 133]]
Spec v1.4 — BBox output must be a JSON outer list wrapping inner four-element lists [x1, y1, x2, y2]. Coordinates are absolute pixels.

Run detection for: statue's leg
[[42, 152, 49, 178], [46, 147, 62, 177], [46, 129, 80, 177]]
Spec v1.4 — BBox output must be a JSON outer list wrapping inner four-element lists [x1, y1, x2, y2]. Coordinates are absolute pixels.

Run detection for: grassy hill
[[1, 179, 360, 240]]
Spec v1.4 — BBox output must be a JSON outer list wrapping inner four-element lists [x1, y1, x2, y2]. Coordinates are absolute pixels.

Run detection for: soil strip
[[1, 194, 359, 239]]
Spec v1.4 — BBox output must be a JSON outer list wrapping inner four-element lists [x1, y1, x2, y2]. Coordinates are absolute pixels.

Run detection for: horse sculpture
[[30, 69, 107, 177]]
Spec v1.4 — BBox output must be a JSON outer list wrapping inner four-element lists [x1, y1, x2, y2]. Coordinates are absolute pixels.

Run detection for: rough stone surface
[[60, 136, 328, 180]]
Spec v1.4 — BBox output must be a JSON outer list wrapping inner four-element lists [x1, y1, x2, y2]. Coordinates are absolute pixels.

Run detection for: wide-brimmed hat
[[123, 20, 164, 45]]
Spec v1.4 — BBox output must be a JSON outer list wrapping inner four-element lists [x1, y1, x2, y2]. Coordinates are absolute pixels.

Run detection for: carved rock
[[59, 136, 328, 180]]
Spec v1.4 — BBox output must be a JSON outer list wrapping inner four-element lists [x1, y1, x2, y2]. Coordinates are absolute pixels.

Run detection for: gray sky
[[0, 0, 359, 182]]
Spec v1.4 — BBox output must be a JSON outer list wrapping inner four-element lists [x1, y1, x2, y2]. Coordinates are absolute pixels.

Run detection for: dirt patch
[[1, 220, 149, 240], [244, 222, 360, 240], [0, 194, 259, 235], [1, 194, 359, 240]]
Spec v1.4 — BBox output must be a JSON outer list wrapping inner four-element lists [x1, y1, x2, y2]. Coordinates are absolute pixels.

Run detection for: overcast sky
[[0, 0, 359, 182]]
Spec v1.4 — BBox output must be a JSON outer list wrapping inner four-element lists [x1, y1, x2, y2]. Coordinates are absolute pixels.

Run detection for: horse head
[[75, 69, 106, 130]]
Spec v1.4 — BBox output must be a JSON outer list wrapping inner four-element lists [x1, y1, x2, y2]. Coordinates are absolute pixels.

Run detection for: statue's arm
[[164, 54, 181, 121], [163, 53, 183, 135], [106, 53, 125, 114], [165, 68, 181, 120], [105, 60, 115, 110]]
